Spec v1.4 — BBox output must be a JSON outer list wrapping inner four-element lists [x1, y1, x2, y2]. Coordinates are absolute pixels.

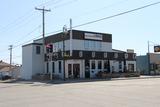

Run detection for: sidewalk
[[1, 75, 160, 84]]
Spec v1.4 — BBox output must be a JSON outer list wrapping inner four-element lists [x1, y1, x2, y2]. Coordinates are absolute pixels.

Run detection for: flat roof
[[22, 43, 42, 47]]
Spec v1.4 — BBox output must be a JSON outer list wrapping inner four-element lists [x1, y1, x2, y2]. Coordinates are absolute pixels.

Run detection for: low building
[[0, 60, 21, 79], [137, 53, 160, 75], [22, 30, 136, 80]]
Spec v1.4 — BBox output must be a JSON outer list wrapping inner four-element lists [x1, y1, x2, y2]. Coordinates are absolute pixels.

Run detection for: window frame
[[58, 61, 62, 73], [91, 60, 96, 69], [36, 46, 41, 54], [98, 60, 102, 69]]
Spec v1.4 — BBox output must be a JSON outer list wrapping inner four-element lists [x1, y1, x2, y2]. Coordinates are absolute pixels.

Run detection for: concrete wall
[[22, 45, 33, 80], [32, 45, 44, 75], [22, 44, 44, 80]]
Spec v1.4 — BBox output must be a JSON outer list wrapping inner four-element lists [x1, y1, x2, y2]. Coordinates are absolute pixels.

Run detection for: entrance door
[[68, 64, 72, 78], [73, 64, 80, 78]]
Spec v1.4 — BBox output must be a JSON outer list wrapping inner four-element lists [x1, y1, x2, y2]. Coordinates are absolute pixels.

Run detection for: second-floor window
[[36, 46, 41, 54], [84, 40, 101, 50]]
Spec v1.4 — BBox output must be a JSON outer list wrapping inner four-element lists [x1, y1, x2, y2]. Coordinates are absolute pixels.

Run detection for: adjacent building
[[22, 30, 136, 80], [137, 53, 160, 75], [0, 60, 21, 79]]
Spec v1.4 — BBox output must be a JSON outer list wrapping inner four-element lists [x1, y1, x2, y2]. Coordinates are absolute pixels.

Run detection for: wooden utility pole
[[35, 7, 51, 77]]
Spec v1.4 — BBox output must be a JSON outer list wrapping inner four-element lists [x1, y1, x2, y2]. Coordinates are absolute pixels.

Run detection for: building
[[0, 60, 21, 79], [22, 30, 136, 80], [137, 53, 160, 75]]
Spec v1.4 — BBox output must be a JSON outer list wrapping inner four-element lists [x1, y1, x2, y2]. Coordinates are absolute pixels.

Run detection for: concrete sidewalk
[[1, 75, 160, 84]]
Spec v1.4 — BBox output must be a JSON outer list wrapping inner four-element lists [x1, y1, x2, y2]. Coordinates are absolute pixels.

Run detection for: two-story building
[[22, 30, 136, 80]]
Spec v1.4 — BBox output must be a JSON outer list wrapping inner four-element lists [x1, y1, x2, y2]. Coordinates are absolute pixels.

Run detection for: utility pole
[[63, 25, 68, 81], [148, 41, 151, 75], [35, 7, 51, 77], [9, 45, 13, 78], [69, 18, 73, 57]]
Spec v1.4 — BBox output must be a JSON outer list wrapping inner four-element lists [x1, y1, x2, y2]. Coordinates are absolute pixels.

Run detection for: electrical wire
[[37, 0, 63, 7], [0, 9, 35, 33], [46, 1, 160, 35], [72, 0, 130, 20], [13, 35, 42, 49], [13, 25, 41, 45], [52, 0, 78, 9], [1, 1, 160, 62], [73, 1, 160, 28]]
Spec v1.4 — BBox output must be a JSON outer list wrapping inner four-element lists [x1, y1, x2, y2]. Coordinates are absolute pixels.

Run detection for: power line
[[53, 0, 78, 9], [13, 35, 42, 49], [0, 9, 35, 33], [0, 26, 41, 53], [13, 25, 40, 45], [37, 0, 63, 7], [3, 1, 160, 51], [46, 1, 160, 36], [72, 0, 130, 20], [73, 1, 160, 28]]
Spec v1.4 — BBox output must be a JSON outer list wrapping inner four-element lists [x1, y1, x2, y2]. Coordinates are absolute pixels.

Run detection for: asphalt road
[[0, 78, 160, 107]]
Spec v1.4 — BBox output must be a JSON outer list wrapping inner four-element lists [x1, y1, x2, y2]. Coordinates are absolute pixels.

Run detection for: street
[[0, 78, 160, 107]]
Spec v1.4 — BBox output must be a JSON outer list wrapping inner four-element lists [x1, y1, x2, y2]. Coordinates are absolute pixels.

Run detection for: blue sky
[[0, 0, 160, 64]]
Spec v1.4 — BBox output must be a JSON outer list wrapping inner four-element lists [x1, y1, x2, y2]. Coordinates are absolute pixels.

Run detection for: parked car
[[2, 75, 11, 80], [0, 73, 11, 80]]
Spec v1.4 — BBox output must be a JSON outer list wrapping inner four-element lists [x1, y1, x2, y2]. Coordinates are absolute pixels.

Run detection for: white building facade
[[22, 30, 136, 80]]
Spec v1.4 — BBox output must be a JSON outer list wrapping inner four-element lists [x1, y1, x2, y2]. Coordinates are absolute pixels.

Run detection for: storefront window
[[52, 62, 55, 73], [98, 61, 102, 69], [91, 60, 95, 69], [46, 62, 49, 74], [128, 64, 134, 72], [68, 64, 72, 78], [119, 61, 122, 69], [59, 61, 61, 73], [104, 60, 108, 69]]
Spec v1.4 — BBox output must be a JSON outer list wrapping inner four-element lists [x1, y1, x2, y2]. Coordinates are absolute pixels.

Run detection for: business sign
[[127, 49, 134, 53], [154, 46, 160, 52], [85, 33, 102, 40]]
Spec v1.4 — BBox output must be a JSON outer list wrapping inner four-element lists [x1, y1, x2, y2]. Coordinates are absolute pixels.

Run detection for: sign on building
[[154, 45, 160, 52], [85, 33, 102, 40]]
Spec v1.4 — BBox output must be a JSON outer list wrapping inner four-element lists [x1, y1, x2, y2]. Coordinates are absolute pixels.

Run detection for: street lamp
[[63, 25, 68, 81]]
